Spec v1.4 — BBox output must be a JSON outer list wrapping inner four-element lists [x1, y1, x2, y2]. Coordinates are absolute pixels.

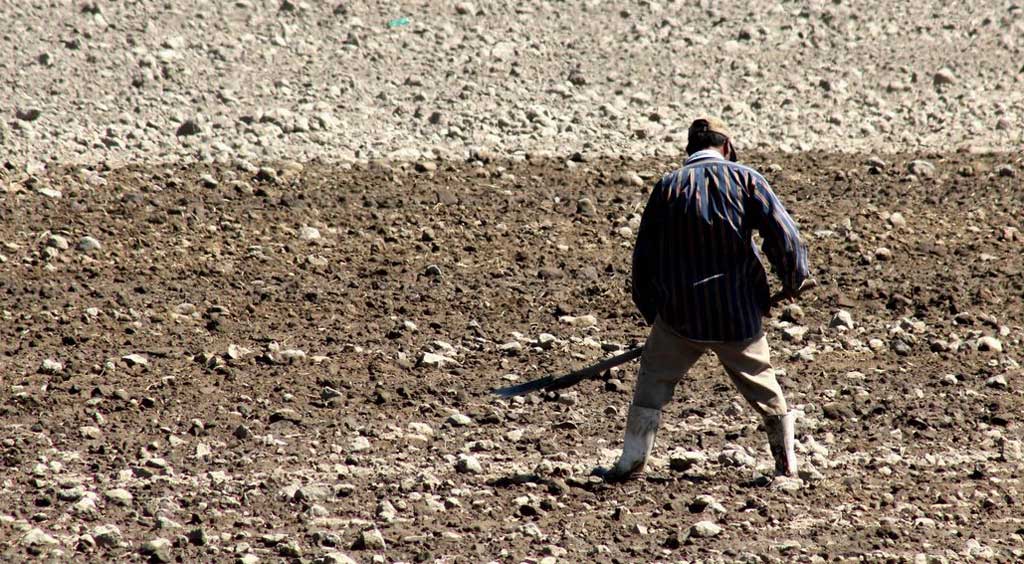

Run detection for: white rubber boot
[[764, 411, 798, 477], [597, 405, 661, 482]]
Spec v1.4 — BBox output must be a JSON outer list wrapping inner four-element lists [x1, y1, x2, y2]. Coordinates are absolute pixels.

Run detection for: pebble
[[46, 234, 70, 250], [447, 413, 474, 427], [782, 325, 808, 343], [105, 488, 134, 506], [77, 236, 102, 252], [299, 226, 321, 241], [933, 67, 957, 86], [424, 264, 443, 277], [320, 553, 359, 564], [39, 358, 63, 374], [80, 426, 102, 439], [689, 520, 722, 538], [176, 118, 203, 136], [92, 524, 123, 547], [559, 314, 597, 327], [829, 310, 855, 330], [21, 528, 59, 546], [780, 303, 804, 322], [355, 529, 386, 551], [16, 107, 42, 121], [977, 336, 1003, 353], [418, 352, 458, 369], [122, 353, 149, 367], [986, 374, 1008, 389], [907, 160, 936, 178], [455, 454, 483, 474]]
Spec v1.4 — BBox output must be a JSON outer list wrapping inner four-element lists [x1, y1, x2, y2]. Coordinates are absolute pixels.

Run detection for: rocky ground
[[1, 1, 1023, 167], [2, 0, 1024, 563], [1, 151, 1023, 562]]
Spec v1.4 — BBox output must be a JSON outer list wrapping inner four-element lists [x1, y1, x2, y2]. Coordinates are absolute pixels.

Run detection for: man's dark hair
[[686, 127, 728, 154]]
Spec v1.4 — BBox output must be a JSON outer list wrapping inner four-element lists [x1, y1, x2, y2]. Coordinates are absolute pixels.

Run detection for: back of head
[[686, 117, 737, 161]]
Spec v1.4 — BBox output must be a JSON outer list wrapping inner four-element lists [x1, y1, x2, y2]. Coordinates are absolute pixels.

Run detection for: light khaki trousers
[[632, 318, 788, 417]]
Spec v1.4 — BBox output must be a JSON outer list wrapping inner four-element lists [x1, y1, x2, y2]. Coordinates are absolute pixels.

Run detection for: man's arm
[[749, 175, 809, 296], [632, 180, 663, 325]]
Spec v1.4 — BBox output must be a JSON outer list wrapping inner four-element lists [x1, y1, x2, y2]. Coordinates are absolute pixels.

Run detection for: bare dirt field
[[2, 151, 1023, 562]]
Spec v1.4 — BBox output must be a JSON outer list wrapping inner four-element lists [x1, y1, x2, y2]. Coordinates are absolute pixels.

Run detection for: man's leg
[[598, 318, 704, 482], [711, 334, 798, 477]]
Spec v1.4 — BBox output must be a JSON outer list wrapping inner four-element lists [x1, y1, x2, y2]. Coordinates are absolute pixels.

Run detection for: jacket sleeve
[[748, 175, 809, 294], [631, 180, 663, 325]]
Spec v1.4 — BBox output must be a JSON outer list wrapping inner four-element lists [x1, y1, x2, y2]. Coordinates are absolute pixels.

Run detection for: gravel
[[2, 1, 1020, 168]]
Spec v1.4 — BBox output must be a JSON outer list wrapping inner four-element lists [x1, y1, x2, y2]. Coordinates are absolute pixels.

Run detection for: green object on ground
[[387, 17, 410, 28]]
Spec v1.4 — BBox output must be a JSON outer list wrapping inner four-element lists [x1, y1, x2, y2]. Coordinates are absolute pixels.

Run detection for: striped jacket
[[632, 150, 808, 342]]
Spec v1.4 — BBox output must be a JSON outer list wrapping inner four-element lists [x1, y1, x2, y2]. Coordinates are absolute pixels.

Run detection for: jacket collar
[[685, 149, 725, 165]]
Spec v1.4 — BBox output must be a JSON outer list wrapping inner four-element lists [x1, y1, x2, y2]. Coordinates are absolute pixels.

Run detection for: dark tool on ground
[[492, 280, 817, 398]]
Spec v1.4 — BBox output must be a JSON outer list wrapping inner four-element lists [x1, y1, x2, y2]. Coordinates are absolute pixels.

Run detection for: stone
[[782, 325, 808, 343], [669, 450, 708, 472], [16, 107, 42, 121], [977, 336, 1003, 352], [780, 303, 803, 322], [105, 488, 133, 506], [933, 67, 957, 86], [21, 528, 59, 546], [907, 160, 936, 178], [140, 538, 172, 561], [447, 413, 474, 427], [986, 374, 1008, 389], [997, 164, 1017, 178], [176, 119, 203, 136], [80, 426, 102, 439], [77, 236, 102, 252], [689, 520, 722, 538], [455, 454, 483, 474], [829, 310, 855, 330], [92, 524, 124, 547], [45, 234, 70, 250], [418, 352, 458, 369], [576, 197, 596, 216], [278, 541, 303, 558], [424, 264, 443, 277], [353, 528, 386, 551], [122, 353, 149, 367], [39, 358, 63, 374], [299, 226, 321, 241], [319, 553, 359, 564]]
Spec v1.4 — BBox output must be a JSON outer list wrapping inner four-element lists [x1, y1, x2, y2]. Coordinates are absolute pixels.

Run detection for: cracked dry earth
[[1, 151, 1024, 562]]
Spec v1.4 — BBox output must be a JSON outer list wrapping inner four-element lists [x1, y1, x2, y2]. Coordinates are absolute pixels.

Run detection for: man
[[598, 117, 809, 481]]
